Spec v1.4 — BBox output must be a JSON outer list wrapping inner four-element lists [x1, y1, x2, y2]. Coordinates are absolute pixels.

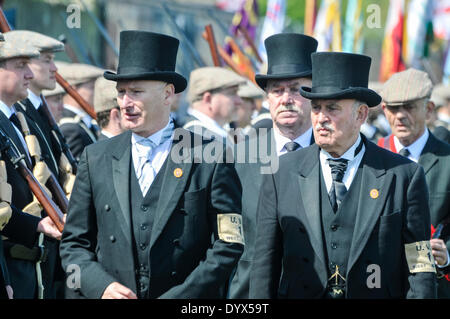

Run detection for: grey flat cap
[[381, 68, 433, 105], [4, 30, 64, 53], [94, 76, 118, 113]]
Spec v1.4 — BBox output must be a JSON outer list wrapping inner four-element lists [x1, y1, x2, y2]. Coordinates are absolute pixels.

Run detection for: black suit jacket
[[60, 129, 244, 298], [59, 108, 97, 161], [250, 137, 437, 298]]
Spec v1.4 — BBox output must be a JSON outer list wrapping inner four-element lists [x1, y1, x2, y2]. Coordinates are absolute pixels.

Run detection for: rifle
[[225, 36, 256, 85], [204, 24, 222, 67], [40, 94, 78, 174], [0, 7, 97, 120], [0, 127, 64, 232], [237, 26, 263, 64]]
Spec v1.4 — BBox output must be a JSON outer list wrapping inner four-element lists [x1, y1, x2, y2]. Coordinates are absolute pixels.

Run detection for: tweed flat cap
[[4, 30, 64, 53], [56, 62, 104, 86], [94, 76, 118, 113], [0, 37, 39, 61], [188, 67, 246, 103], [238, 80, 265, 99], [381, 68, 433, 106]]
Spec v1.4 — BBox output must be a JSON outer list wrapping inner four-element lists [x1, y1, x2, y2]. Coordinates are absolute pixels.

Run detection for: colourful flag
[[379, 0, 406, 82], [443, 47, 450, 84], [343, 0, 364, 53], [404, 0, 434, 69], [257, 0, 286, 63], [304, 0, 317, 37], [313, 0, 342, 52], [432, 0, 450, 40]]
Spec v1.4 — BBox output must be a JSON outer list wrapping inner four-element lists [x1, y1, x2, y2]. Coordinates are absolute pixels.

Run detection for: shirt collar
[[274, 127, 313, 154], [64, 104, 93, 128], [131, 118, 172, 147], [394, 128, 429, 162], [100, 129, 114, 138], [321, 134, 363, 161], [188, 108, 228, 137], [0, 99, 14, 119], [27, 89, 42, 110]]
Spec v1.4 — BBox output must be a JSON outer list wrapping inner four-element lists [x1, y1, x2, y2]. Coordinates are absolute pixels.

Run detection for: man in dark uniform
[[57, 62, 103, 160], [250, 52, 437, 299], [60, 31, 244, 299], [228, 33, 317, 299], [93, 77, 123, 141], [4, 30, 69, 299], [0, 32, 62, 299], [379, 68, 450, 298]]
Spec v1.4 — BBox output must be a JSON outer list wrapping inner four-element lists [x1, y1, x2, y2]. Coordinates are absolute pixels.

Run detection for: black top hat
[[255, 33, 318, 89], [104, 30, 187, 93], [300, 52, 381, 107]]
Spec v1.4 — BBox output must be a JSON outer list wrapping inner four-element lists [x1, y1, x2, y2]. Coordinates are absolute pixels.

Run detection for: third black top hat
[[104, 30, 187, 93], [255, 33, 318, 90], [300, 52, 381, 107]]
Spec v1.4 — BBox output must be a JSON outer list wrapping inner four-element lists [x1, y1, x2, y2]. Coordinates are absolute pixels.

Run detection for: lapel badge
[[174, 168, 183, 178], [370, 189, 379, 199]]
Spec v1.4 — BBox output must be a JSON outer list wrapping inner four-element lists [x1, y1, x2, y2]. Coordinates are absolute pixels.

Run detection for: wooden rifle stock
[[237, 26, 263, 63], [39, 94, 77, 174], [225, 37, 256, 85], [204, 25, 222, 67], [0, 128, 64, 232], [46, 173, 69, 215], [0, 7, 97, 120]]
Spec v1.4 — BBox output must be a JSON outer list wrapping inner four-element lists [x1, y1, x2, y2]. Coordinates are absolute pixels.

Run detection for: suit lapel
[[297, 144, 326, 266], [111, 131, 133, 246], [418, 132, 439, 175], [150, 130, 193, 249], [347, 140, 390, 272]]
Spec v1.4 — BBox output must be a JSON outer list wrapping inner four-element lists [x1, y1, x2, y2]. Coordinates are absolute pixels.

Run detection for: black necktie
[[285, 141, 301, 152], [9, 113, 22, 131], [327, 158, 349, 213], [399, 148, 410, 157]]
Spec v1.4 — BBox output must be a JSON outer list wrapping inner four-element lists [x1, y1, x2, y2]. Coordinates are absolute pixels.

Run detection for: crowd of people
[[0, 27, 448, 299]]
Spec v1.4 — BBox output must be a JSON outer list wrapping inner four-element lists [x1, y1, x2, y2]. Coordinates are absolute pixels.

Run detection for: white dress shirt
[[394, 129, 429, 163], [274, 127, 313, 156], [27, 89, 42, 110], [187, 108, 228, 138], [320, 134, 365, 193], [131, 120, 173, 195]]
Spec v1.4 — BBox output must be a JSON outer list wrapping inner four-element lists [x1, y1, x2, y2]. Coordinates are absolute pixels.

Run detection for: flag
[[379, 0, 406, 82], [404, 0, 434, 69], [304, 0, 317, 37], [257, 0, 286, 63], [343, 0, 364, 53], [443, 47, 450, 84], [313, 0, 342, 52], [216, 0, 246, 13], [432, 0, 450, 40]]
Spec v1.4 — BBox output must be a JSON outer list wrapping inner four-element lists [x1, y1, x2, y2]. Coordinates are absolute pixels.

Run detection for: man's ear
[[164, 83, 175, 105], [425, 100, 435, 120], [201, 91, 212, 104], [357, 103, 369, 123]]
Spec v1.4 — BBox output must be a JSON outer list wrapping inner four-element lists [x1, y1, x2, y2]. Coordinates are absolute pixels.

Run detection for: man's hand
[[37, 216, 62, 240], [430, 238, 449, 266], [101, 282, 137, 299]]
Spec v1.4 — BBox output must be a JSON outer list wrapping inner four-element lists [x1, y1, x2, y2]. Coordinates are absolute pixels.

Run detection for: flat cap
[[4, 30, 64, 53], [188, 67, 246, 103], [238, 80, 265, 99], [56, 62, 104, 86], [94, 76, 118, 113], [0, 37, 39, 61], [381, 68, 433, 105]]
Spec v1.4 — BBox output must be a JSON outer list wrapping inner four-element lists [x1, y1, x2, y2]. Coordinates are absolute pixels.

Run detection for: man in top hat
[[378, 68, 450, 298], [0, 33, 62, 299], [60, 30, 244, 299], [4, 30, 69, 299], [57, 62, 103, 160], [250, 52, 436, 298], [227, 33, 317, 299], [93, 77, 123, 141], [183, 66, 245, 141]]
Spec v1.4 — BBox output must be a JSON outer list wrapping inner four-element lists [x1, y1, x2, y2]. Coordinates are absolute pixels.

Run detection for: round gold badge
[[370, 189, 379, 199], [174, 168, 183, 178]]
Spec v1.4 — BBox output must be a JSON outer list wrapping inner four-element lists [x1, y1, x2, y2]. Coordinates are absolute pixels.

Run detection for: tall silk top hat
[[255, 33, 318, 90], [300, 52, 382, 107], [104, 30, 187, 93]]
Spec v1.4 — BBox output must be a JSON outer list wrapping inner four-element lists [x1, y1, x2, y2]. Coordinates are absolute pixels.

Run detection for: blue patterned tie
[[135, 118, 174, 195]]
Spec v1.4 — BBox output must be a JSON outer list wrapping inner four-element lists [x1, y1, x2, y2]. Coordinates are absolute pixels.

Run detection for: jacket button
[[109, 235, 115, 242], [331, 243, 338, 249], [331, 224, 338, 231], [141, 205, 148, 212], [104, 205, 110, 212], [173, 238, 180, 245], [140, 224, 147, 231], [171, 271, 177, 276]]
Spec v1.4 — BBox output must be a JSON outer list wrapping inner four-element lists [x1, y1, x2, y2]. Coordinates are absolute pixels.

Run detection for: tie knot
[[327, 158, 348, 182], [285, 141, 301, 152], [399, 148, 410, 157]]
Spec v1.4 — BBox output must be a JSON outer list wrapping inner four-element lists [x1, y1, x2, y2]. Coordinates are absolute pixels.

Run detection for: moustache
[[315, 122, 334, 132], [276, 104, 300, 115]]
